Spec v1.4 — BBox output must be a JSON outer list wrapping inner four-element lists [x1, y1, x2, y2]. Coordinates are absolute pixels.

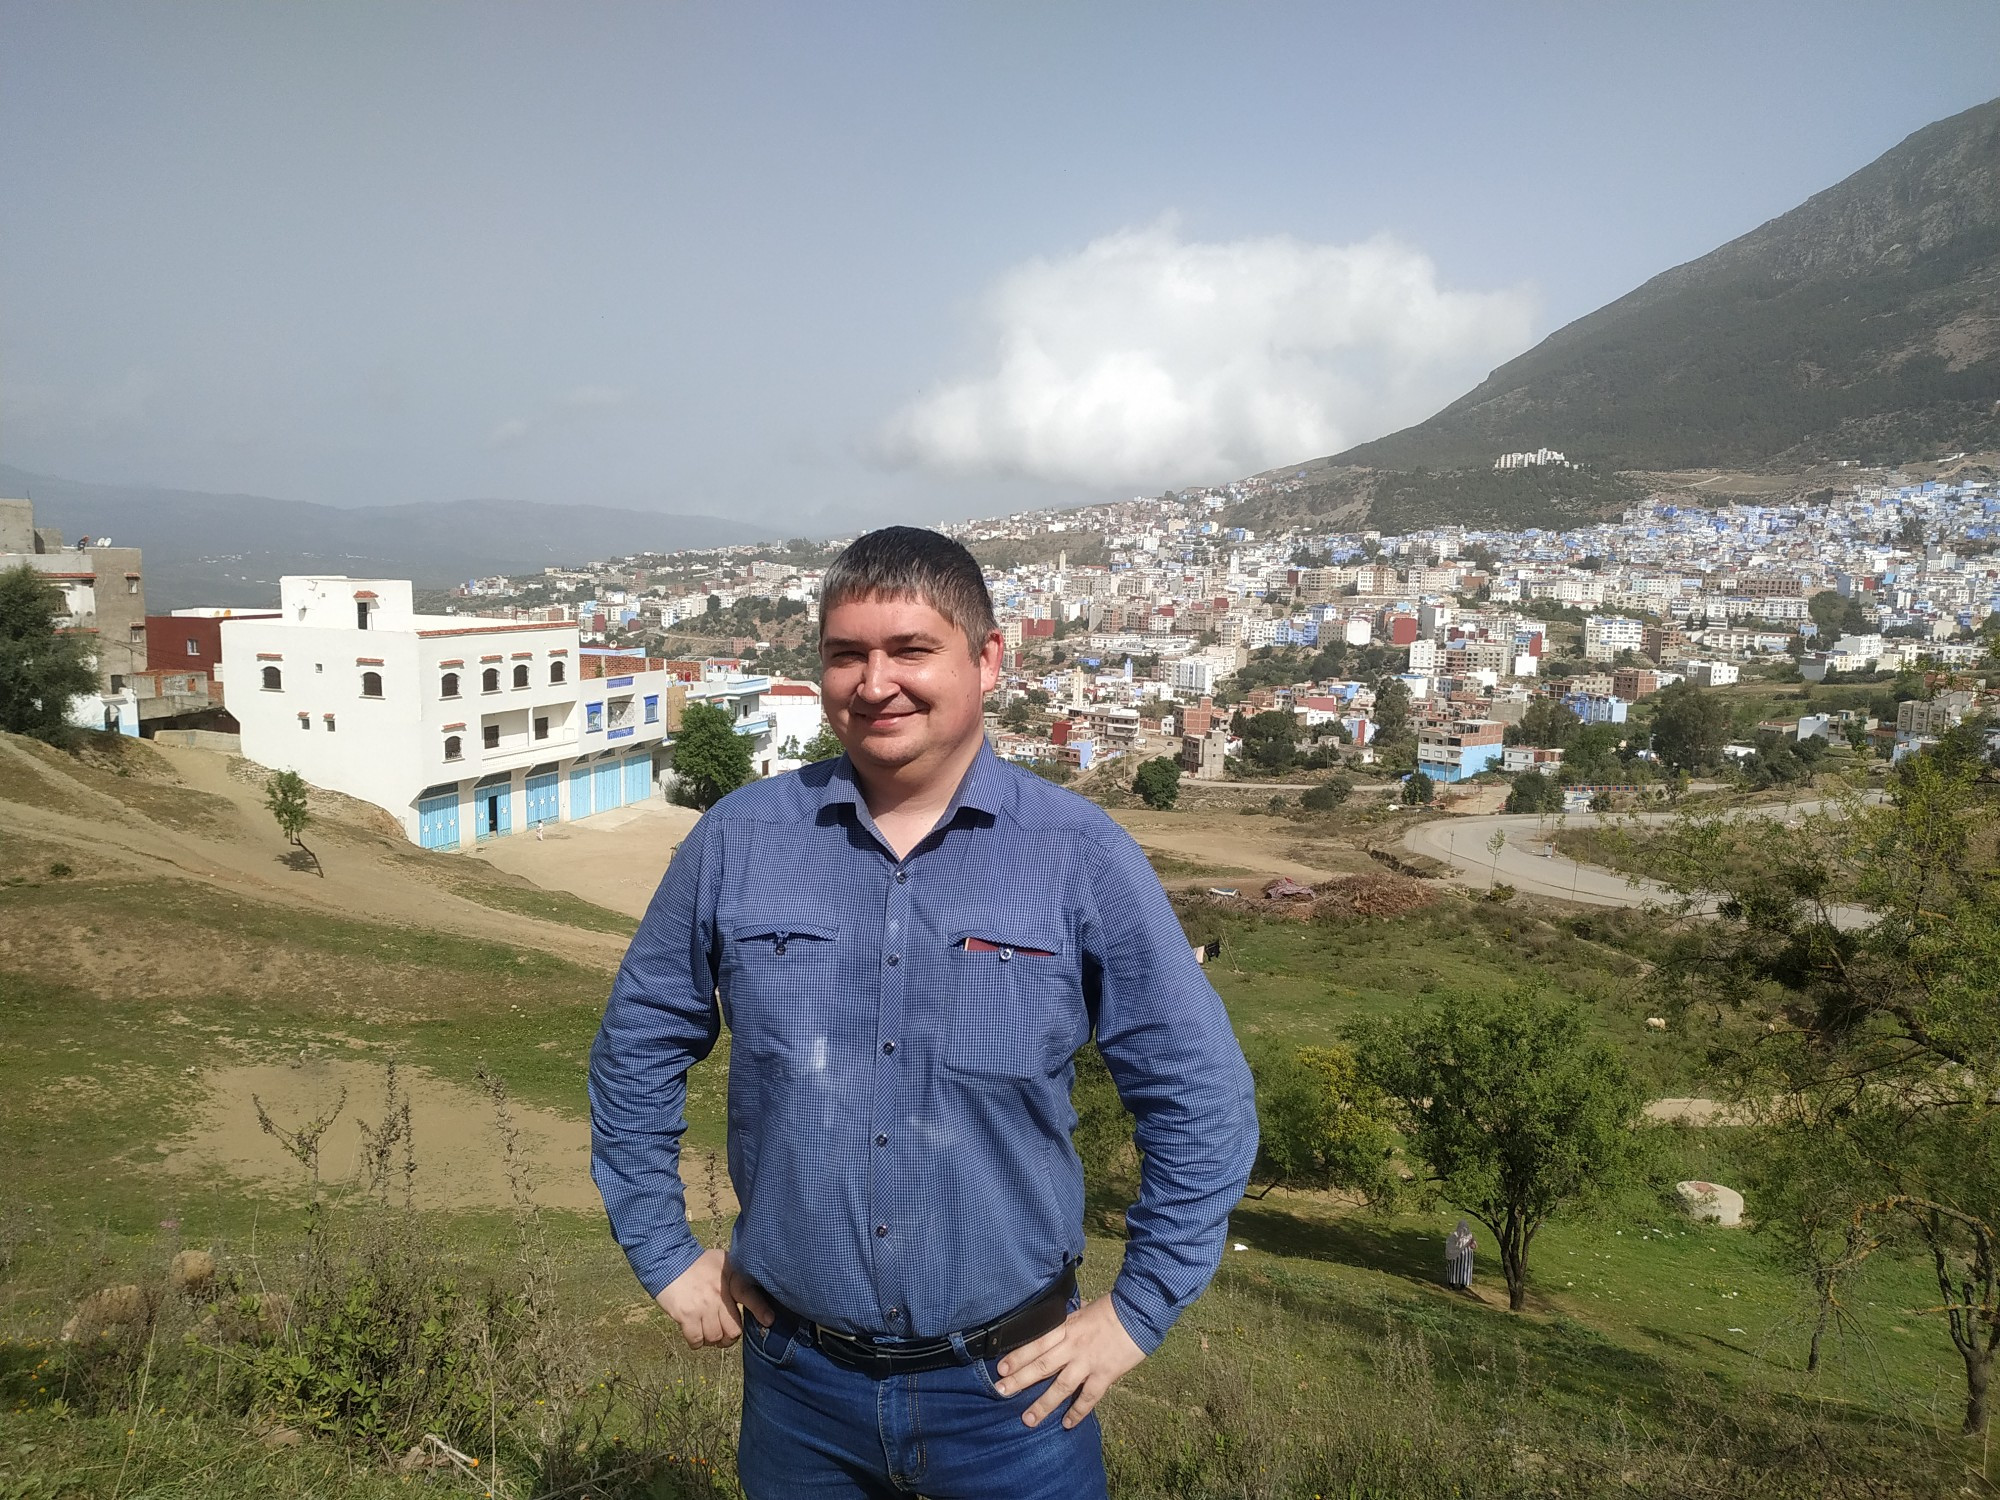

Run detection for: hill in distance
[[2, 464, 777, 610], [1244, 96, 2000, 535]]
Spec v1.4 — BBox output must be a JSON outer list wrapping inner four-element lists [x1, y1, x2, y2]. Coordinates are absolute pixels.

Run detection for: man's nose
[[857, 651, 898, 700]]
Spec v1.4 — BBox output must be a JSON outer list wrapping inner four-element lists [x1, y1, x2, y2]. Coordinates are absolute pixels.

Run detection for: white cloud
[[881, 223, 1537, 489]]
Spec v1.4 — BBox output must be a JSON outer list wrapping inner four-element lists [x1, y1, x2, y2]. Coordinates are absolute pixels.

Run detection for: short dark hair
[[817, 526, 998, 655]]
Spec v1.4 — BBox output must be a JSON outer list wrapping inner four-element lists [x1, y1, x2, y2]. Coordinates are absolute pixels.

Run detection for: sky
[[3, 2, 1998, 532]]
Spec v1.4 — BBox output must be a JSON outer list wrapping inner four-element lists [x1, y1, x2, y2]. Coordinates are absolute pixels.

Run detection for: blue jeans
[[737, 1308, 1109, 1499]]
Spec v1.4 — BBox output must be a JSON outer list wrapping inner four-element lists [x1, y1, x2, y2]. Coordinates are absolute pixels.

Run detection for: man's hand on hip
[[655, 1248, 775, 1349], [992, 1295, 1146, 1430]]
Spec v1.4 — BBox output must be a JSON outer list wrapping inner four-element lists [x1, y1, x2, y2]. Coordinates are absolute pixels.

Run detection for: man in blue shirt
[[590, 527, 1257, 1498]]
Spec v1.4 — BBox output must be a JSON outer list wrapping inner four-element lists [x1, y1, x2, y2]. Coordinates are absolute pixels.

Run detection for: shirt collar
[[813, 739, 1010, 822]]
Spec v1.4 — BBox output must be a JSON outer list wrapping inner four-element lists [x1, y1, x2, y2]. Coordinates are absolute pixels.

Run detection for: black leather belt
[[788, 1261, 1079, 1379]]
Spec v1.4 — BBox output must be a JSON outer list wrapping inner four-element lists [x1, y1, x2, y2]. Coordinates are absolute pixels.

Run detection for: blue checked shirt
[[588, 745, 1257, 1355]]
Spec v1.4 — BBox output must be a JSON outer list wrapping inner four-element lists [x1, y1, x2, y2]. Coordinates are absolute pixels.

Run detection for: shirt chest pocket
[[941, 911, 1073, 1083], [721, 918, 841, 1064]]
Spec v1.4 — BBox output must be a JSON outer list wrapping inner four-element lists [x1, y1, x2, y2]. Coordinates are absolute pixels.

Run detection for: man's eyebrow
[[820, 631, 947, 651]]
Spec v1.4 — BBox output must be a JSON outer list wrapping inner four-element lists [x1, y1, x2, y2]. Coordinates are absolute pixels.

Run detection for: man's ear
[[978, 629, 1005, 693]]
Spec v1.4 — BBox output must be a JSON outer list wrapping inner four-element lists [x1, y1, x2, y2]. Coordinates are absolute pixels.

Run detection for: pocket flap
[[947, 916, 1066, 958], [728, 919, 839, 943]]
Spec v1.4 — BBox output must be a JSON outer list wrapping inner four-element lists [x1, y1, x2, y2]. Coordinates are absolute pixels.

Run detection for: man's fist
[[655, 1248, 776, 1349]]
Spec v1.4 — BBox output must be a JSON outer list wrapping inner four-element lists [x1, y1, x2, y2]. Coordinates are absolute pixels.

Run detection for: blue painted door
[[474, 780, 512, 839], [594, 757, 623, 814], [417, 790, 460, 850], [623, 754, 651, 804], [569, 762, 594, 819], [525, 770, 559, 826]]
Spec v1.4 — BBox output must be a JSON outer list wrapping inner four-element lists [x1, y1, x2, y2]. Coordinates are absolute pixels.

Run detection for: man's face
[[819, 593, 1002, 784]]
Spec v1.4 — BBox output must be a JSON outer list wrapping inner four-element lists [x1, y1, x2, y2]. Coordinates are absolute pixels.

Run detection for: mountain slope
[[1, 466, 773, 609], [1337, 97, 2000, 473]]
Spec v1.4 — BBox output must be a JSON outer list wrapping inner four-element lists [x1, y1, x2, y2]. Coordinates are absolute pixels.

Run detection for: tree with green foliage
[[264, 769, 321, 876], [1505, 769, 1560, 814], [1131, 756, 1181, 809], [1248, 1045, 1401, 1204], [1299, 778, 1351, 812], [1240, 711, 1298, 775], [1647, 744, 2000, 1431], [1649, 681, 1732, 772], [1401, 770, 1434, 806], [1808, 588, 1873, 639], [801, 724, 843, 763], [1507, 697, 1581, 750], [1353, 990, 1641, 1311], [0, 564, 99, 746], [1372, 677, 1411, 740], [671, 701, 754, 808]]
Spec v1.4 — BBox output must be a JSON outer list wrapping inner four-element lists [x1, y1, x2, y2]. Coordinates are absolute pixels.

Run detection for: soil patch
[[1312, 874, 1440, 921], [155, 1058, 735, 1216]]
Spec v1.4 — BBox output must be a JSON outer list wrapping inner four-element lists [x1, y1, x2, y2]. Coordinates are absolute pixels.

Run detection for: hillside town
[[9, 459, 1996, 849]]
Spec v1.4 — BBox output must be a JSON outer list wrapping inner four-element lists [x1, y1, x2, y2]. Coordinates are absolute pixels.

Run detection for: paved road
[[1401, 803, 1875, 927]]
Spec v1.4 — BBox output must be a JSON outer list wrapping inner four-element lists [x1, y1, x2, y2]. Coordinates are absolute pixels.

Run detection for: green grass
[[0, 856, 1988, 1495], [1179, 894, 1695, 1083], [442, 875, 640, 937]]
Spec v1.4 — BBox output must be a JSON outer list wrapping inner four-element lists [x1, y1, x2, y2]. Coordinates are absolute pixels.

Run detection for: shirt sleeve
[[588, 814, 724, 1297], [1081, 824, 1258, 1354]]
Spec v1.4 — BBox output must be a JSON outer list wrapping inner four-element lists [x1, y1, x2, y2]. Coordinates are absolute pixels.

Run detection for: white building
[[763, 679, 827, 769], [222, 577, 687, 849], [1680, 659, 1740, 688], [1583, 614, 1646, 662]]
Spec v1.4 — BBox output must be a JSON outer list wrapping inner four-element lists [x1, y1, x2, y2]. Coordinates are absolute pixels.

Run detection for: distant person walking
[[1445, 1219, 1477, 1292]]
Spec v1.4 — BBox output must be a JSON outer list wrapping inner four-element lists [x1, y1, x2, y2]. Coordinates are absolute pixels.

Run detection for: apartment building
[[1583, 614, 1645, 662], [1, 497, 148, 691], [1415, 718, 1505, 783], [222, 576, 684, 849]]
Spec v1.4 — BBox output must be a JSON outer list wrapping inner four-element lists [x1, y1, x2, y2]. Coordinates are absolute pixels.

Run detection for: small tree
[[1505, 769, 1558, 814], [1650, 681, 1732, 772], [1372, 677, 1411, 740], [1354, 990, 1642, 1311], [0, 564, 100, 746], [1240, 711, 1298, 775], [1300, 778, 1351, 812], [1249, 1045, 1401, 1205], [1402, 770, 1434, 806], [264, 770, 320, 875], [802, 724, 843, 763], [1131, 756, 1181, 810], [671, 701, 754, 808]]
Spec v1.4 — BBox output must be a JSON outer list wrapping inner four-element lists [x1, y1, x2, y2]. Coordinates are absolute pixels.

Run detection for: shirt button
[[881, 1040, 895, 1054], [875, 1223, 888, 1238], [895, 870, 908, 884], [887, 1307, 902, 1321], [886, 953, 900, 966], [875, 1133, 889, 1147]]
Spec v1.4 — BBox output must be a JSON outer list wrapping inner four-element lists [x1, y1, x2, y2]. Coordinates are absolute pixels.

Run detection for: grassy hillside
[[0, 733, 1985, 1496], [1328, 97, 2000, 475]]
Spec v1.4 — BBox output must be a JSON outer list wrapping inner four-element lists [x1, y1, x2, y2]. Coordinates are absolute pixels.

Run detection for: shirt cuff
[[628, 1229, 707, 1301], [1108, 1276, 1174, 1356]]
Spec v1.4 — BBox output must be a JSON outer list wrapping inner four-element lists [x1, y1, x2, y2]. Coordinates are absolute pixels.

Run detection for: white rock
[[1675, 1180, 1745, 1227], [1645, 1017, 1668, 1031]]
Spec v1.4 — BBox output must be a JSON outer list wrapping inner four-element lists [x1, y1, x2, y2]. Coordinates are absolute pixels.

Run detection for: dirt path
[[473, 799, 700, 919], [0, 736, 627, 968], [1400, 803, 1875, 928], [154, 1057, 734, 1215], [1111, 808, 1373, 888]]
